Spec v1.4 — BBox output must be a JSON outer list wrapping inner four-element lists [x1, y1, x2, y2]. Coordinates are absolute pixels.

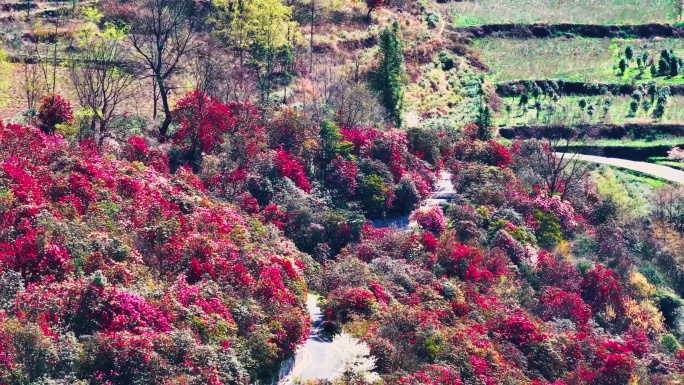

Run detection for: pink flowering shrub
[[535, 194, 579, 232], [411, 206, 447, 235], [668, 146, 684, 161]]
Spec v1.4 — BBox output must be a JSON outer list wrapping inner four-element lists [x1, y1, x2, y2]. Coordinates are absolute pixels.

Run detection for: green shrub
[[426, 12, 440, 29], [358, 174, 391, 218], [533, 210, 563, 248], [657, 289, 683, 329], [662, 334, 682, 354], [439, 52, 455, 71], [639, 263, 666, 286]]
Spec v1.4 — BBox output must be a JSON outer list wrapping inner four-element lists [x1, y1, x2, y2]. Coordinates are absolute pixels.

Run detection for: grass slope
[[449, 0, 679, 26]]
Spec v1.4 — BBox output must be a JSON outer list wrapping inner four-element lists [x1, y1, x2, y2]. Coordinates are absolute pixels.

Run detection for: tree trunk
[[88, 116, 97, 143], [310, 0, 315, 75], [152, 77, 159, 120], [98, 118, 107, 148], [158, 78, 172, 139]]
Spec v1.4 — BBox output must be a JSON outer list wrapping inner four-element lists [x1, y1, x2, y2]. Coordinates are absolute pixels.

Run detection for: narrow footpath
[[559, 153, 684, 185], [280, 171, 456, 383], [278, 295, 344, 384]]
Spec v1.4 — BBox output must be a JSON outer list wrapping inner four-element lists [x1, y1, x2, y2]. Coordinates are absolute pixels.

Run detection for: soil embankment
[[495, 80, 684, 97], [458, 23, 684, 39], [499, 124, 684, 140]]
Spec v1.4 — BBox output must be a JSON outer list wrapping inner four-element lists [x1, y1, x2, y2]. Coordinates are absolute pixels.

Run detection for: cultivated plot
[[450, 0, 680, 26], [477, 38, 684, 85]]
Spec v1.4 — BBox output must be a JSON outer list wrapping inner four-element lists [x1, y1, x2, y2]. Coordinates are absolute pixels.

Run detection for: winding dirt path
[[559, 153, 684, 184], [278, 295, 345, 384], [279, 172, 456, 383]]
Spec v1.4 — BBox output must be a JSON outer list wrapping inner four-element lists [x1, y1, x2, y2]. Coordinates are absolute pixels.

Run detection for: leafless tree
[[651, 185, 684, 233], [513, 138, 592, 201], [68, 36, 136, 146], [33, 22, 60, 96], [18, 45, 45, 120], [121, 0, 197, 139], [187, 38, 224, 101]]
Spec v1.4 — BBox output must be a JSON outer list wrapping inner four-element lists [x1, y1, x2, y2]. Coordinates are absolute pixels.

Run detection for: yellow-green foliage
[[596, 167, 650, 221], [0, 50, 11, 109], [533, 210, 563, 247], [213, 0, 299, 53], [629, 271, 657, 299]]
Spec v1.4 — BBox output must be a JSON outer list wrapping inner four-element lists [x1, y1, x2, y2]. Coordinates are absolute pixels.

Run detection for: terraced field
[[449, 0, 680, 26], [496, 95, 684, 126], [477, 38, 684, 85]]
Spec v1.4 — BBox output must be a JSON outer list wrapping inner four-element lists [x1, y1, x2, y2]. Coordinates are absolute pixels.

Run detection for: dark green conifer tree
[[372, 21, 405, 128]]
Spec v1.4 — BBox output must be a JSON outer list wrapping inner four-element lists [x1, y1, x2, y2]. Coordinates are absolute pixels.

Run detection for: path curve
[[279, 172, 456, 383], [372, 171, 455, 229], [278, 295, 344, 384], [281, 157, 679, 383], [558, 153, 684, 185]]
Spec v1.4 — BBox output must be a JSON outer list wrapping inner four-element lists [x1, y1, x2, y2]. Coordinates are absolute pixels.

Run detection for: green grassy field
[[567, 137, 684, 147], [497, 95, 684, 126], [649, 156, 684, 170], [449, 0, 679, 26], [477, 38, 684, 85]]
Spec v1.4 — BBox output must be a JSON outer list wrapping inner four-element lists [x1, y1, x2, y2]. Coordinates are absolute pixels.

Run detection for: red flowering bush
[[262, 203, 290, 229], [37, 94, 73, 135], [535, 250, 581, 293], [581, 264, 624, 314], [399, 364, 463, 385], [341, 126, 378, 155], [593, 341, 635, 385], [124, 136, 170, 173], [487, 140, 513, 168], [274, 148, 311, 192], [324, 287, 377, 322], [0, 121, 310, 382], [452, 139, 512, 168], [437, 240, 493, 282], [492, 312, 546, 346], [172, 90, 236, 165], [326, 154, 358, 200], [540, 287, 592, 326]]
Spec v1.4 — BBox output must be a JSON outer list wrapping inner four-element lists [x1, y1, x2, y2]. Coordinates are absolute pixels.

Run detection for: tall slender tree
[[371, 21, 405, 128]]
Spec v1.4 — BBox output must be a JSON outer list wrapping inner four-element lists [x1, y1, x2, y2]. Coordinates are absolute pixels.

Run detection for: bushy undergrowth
[[0, 121, 311, 384], [315, 130, 684, 384]]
